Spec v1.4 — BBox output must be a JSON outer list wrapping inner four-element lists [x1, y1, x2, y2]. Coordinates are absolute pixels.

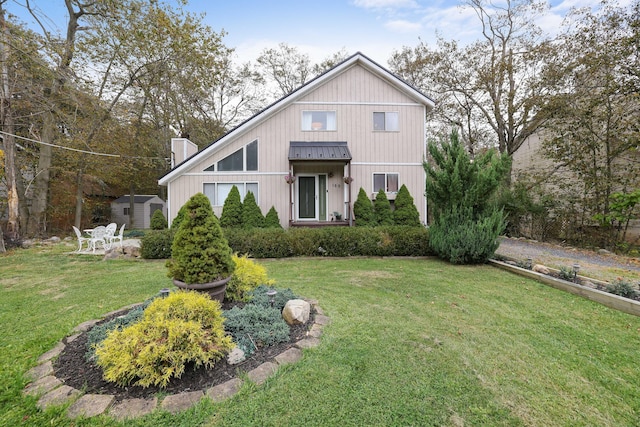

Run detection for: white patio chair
[[107, 223, 126, 249], [72, 226, 90, 252], [88, 226, 107, 253], [104, 223, 117, 250]]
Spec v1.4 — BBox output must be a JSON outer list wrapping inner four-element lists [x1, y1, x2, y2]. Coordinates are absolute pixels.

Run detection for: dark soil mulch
[[53, 301, 314, 402]]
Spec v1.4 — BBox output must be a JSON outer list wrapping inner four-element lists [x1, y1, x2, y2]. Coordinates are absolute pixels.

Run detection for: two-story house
[[158, 52, 435, 227]]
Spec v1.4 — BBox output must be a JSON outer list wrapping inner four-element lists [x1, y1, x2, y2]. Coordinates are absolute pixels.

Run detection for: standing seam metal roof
[[288, 141, 352, 161]]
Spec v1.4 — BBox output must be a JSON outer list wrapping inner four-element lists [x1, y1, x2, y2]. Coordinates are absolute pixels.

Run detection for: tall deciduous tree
[[390, 0, 552, 159], [257, 43, 348, 98], [539, 0, 640, 246]]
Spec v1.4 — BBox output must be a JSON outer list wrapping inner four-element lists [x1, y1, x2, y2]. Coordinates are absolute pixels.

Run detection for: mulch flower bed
[[53, 302, 314, 402]]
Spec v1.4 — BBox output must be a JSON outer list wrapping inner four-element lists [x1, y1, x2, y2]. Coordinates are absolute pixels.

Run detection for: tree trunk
[[0, 5, 19, 241], [74, 166, 84, 229]]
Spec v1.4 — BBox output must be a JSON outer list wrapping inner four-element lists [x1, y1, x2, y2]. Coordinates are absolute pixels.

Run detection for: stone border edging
[[490, 259, 640, 317], [24, 299, 329, 420]]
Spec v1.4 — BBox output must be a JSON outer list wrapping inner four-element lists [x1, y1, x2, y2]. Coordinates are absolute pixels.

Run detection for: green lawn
[[1, 243, 639, 426]]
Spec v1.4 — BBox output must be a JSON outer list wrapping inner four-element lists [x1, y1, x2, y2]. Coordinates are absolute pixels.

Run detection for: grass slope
[[1, 244, 639, 426]]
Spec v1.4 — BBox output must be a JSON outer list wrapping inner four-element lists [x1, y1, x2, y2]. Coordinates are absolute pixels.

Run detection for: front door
[[297, 175, 327, 220]]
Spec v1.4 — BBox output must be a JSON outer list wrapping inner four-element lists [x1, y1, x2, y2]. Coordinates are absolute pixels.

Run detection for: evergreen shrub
[[353, 187, 375, 226], [393, 184, 421, 226], [85, 299, 153, 362], [264, 206, 282, 228], [606, 278, 639, 299], [374, 189, 394, 225], [166, 193, 235, 284], [241, 191, 264, 228], [224, 226, 431, 258], [226, 254, 275, 302], [223, 304, 290, 356], [95, 291, 234, 388], [220, 186, 243, 228], [428, 206, 504, 264], [140, 229, 175, 259], [248, 284, 298, 311], [150, 210, 168, 230]]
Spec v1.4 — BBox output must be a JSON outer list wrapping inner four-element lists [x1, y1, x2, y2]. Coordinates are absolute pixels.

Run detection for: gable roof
[[112, 195, 161, 204], [158, 52, 434, 186]]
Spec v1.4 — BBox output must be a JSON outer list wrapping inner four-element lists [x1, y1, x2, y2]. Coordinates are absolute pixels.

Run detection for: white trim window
[[373, 112, 399, 131], [373, 173, 399, 193], [204, 140, 258, 172], [302, 111, 336, 131], [203, 182, 259, 206]]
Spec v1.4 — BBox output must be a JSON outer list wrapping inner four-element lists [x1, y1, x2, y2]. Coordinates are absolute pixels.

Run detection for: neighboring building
[[512, 132, 640, 243], [111, 195, 166, 229], [159, 52, 435, 227]]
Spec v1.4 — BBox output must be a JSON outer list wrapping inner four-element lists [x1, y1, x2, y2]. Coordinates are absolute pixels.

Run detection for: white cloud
[[352, 0, 419, 10], [385, 19, 422, 33]]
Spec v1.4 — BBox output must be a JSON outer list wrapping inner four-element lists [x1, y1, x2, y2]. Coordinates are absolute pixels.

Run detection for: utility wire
[[0, 130, 169, 161]]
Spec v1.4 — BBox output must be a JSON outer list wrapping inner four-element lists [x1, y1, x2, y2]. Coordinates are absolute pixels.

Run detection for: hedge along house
[[110, 195, 166, 229], [159, 53, 435, 227]]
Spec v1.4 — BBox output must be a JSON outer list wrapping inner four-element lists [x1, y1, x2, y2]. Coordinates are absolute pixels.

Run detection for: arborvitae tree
[[220, 185, 243, 228], [353, 187, 375, 226], [374, 189, 394, 226], [170, 203, 188, 229], [424, 130, 510, 264], [264, 206, 283, 228], [150, 209, 168, 230], [241, 192, 264, 228], [393, 184, 421, 226]]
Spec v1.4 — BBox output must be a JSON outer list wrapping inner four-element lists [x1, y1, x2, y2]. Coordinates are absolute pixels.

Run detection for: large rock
[[532, 264, 550, 275], [282, 299, 310, 325]]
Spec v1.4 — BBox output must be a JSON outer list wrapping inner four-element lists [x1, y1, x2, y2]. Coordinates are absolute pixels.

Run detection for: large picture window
[[302, 111, 336, 131], [204, 140, 258, 172], [203, 182, 259, 206], [373, 112, 399, 131], [373, 173, 399, 193]]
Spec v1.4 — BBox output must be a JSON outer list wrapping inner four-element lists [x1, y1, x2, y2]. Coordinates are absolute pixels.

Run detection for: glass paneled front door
[[297, 175, 327, 220]]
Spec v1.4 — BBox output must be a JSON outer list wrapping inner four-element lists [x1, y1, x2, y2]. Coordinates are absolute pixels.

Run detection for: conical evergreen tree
[[424, 130, 510, 264], [393, 184, 421, 226], [241, 191, 265, 228], [374, 189, 394, 226], [353, 187, 375, 226], [264, 206, 283, 228], [220, 185, 243, 228]]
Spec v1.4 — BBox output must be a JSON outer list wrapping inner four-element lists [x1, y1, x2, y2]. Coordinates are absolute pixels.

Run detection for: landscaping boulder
[[532, 264, 550, 275], [282, 299, 310, 325]]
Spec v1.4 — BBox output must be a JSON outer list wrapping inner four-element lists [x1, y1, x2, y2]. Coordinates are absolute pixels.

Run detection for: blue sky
[[5, 0, 619, 66]]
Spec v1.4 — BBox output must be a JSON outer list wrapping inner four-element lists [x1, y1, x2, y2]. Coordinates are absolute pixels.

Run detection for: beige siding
[[166, 61, 428, 227]]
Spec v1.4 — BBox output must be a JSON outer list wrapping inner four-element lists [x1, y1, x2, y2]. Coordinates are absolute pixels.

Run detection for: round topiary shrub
[[95, 291, 234, 388]]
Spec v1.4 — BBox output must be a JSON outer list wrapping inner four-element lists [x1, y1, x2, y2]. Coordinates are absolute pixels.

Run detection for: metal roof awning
[[288, 141, 352, 162]]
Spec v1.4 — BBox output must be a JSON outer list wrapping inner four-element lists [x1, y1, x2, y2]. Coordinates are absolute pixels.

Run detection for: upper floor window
[[302, 111, 336, 131], [204, 140, 258, 172], [373, 112, 399, 131], [373, 173, 399, 193]]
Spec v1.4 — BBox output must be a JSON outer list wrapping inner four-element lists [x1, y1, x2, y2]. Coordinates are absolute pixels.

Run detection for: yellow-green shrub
[[95, 291, 234, 388], [225, 253, 275, 302]]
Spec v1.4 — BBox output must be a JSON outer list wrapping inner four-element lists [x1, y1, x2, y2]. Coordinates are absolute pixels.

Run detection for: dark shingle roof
[[113, 195, 158, 204]]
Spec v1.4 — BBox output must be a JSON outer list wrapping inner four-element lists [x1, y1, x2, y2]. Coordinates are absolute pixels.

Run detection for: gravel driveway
[[495, 237, 640, 284]]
